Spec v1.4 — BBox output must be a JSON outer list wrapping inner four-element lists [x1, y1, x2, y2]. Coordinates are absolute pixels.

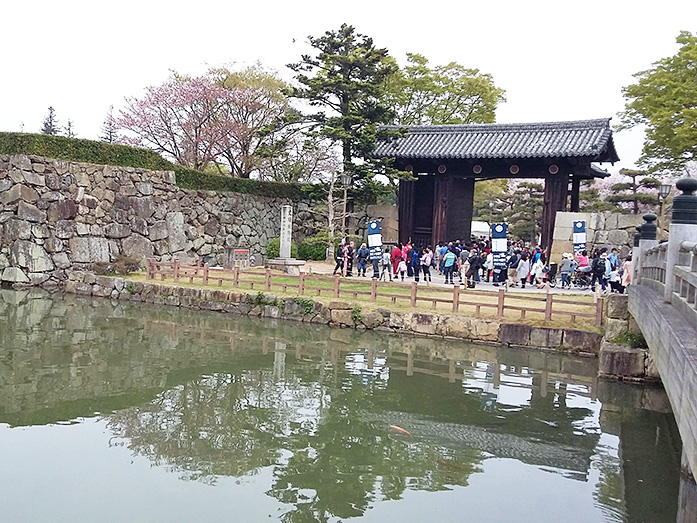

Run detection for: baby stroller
[[573, 266, 592, 290]]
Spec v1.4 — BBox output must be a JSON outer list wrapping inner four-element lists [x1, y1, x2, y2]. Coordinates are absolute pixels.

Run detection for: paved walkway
[[303, 261, 602, 296]]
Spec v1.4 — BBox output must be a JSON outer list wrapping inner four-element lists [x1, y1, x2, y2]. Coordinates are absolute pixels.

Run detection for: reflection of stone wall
[[0, 154, 318, 286], [551, 212, 644, 264]]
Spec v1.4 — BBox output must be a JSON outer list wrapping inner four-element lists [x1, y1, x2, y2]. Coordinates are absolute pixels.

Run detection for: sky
[[1, 0, 695, 175]]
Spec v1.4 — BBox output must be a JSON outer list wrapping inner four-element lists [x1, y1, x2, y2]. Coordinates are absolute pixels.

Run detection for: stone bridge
[[627, 176, 697, 497]]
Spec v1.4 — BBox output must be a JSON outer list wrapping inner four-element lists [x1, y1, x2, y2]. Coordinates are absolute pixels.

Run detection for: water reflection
[[0, 289, 682, 522]]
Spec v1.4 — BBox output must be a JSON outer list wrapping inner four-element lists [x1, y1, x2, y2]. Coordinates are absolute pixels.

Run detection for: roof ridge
[[382, 118, 612, 133]]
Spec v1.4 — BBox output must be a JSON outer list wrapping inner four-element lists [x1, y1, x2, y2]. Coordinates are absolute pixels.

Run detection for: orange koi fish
[[389, 425, 412, 436]]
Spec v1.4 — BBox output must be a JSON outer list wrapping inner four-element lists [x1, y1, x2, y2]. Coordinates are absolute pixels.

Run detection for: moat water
[[0, 289, 683, 522]]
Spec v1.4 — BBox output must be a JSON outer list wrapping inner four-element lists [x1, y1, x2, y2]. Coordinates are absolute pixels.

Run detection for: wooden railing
[[145, 258, 602, 326]]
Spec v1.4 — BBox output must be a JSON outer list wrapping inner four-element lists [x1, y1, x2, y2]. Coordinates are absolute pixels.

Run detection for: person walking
[[411, 248, 421, 282], [532, 252, 548, 288], [332, 242, 346, 276], [356, 243, 370, 277], [380, 247, 393, 282], [396, 256, 408, 282], [465, 249, 483, 288], [442, 248, 457, 285], [420, 247, 433, 283], [391, 243, 403, 276], [559, 253, 575, 289], [591, 252, 610, 292], [517, 252, 531, 289], [507, 250, 520, 287], [346, 241, 355, 277], [621, 255, 632, 289]]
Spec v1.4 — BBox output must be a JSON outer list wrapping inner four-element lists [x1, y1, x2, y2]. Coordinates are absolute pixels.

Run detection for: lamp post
[[658, 183, 672, 240], [489, 200, 494, 225], [340, 173, 351, 237]]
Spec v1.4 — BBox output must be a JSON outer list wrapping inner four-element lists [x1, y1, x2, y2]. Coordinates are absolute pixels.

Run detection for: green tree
[[383, 53, 506, 125], [40, 106, 60, 135], [618, 31, 697, 173], [473, 179, 509, 221], [606, 168, 661, 214], [503, 182, 544, 244], [288, 24, 400, 187]]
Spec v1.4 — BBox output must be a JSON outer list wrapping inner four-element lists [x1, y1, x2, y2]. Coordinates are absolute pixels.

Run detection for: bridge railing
[[671, 241, 697, 323], [642, 242, 667, 289]]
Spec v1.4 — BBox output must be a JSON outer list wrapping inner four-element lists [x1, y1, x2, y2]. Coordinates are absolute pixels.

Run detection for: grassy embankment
[[124, 268, 601, 332]]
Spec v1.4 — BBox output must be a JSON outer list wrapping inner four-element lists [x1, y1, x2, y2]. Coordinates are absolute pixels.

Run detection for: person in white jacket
[[517, 252, 531, 288]]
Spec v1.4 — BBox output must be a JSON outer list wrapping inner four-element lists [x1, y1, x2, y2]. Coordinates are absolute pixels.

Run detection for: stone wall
[[551, 211, 644, 264], [0, 154, 318, 286]]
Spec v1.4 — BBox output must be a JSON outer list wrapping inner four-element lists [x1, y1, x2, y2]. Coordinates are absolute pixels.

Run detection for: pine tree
[[41, 107, 60, 135], [100, 105, 119, 143], [64, 119, 76, 138], [606, 168, 660, 214], [288, 24, 400, 187], [502, 182, 544, 244]]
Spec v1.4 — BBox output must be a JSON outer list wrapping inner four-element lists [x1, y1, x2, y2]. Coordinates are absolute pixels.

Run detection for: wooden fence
[[146, 258, 603, 326]]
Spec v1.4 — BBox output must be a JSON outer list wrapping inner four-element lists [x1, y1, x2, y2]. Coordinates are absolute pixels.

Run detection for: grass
[[125, 266, 602, 332]]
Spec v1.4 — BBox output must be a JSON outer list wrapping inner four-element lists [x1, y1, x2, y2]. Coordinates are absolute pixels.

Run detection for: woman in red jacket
[[391, 243, 403, 276]]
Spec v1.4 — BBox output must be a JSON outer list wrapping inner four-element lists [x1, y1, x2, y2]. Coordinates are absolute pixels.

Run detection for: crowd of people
[[331, 237, 633, 294]]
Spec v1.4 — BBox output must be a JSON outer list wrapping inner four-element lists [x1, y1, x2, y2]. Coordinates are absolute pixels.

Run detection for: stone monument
[[266, 205, 305, 275]]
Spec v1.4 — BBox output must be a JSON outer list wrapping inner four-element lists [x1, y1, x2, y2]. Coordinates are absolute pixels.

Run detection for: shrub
[[298, 232, 332, 260], [266, 238, 298, 259]]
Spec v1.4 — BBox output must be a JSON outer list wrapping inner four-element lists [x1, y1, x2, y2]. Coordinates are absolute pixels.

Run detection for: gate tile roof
[[375, 119, 619, 162]]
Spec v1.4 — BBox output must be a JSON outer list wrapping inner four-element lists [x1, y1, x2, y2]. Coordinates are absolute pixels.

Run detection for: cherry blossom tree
[[117, 73, 240, 171]]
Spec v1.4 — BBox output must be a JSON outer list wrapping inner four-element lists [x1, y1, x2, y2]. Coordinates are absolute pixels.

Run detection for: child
[[397, 257, 407, 282], [380, 248, 393, 282]]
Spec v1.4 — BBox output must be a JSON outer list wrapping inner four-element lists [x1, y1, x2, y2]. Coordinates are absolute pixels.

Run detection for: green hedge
[[266, 237, 298, 259], [0, 132, 307, 200]]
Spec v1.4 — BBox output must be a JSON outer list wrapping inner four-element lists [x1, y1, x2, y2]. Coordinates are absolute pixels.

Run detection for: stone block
[[1, 266, 30, 283], [52, 252, 71, 269], [122, 234, 154, 260], [470, 319, 499, 341], [408, 313, 439, 335], [331, 308, 355, 326], [10, 240, 54, 272], [563, 329, 602, 354], [605, 294, 629, 320], [2, 184, 38, 205], [599, 341, 647, 378], [23, 171, 45, 186], [361, 311, 383, 329], [604, 317, 628, 340], [553, 226, 573, 242], [498, 323, 531, 345], [608, 229, 629, 246], [529, 327, 564, 348], [104, 223, 131, 239], [442, 316, 472, 339], [616, 214, 643, 230], [555, 212, 588, 229], [17, 200, 46, 223], [68, 236, 110, 263], [149, 221, 169, 241], [3, 219, 31, 241], [329, 300, 352, 310]]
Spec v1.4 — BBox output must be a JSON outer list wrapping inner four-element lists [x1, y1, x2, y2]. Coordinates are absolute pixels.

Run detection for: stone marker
[[280, 205, 292, 259]]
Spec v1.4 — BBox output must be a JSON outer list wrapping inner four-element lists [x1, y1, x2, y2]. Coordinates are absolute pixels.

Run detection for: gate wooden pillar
[[397, 179, 415, 245], [541, 172, 569, 251]]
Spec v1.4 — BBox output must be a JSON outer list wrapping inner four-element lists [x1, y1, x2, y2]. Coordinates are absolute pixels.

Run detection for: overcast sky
[[2, 0, 694, 174]]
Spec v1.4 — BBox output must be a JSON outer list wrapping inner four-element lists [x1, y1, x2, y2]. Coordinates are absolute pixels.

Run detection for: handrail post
[[596, 296, 604, 327], [233, 266, 240, 288], [146, 258, 153, 280], [265, 268, 271, 291], [202, 263, 209, 285], [410, 281, 418, 307], [497, 288, 505, 318], [299, 272, 305, 295], [371, 277, 377, 302], [452, 285, 460, 312], [334, 274, 341, 298], [545, 291, 553, 322]]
